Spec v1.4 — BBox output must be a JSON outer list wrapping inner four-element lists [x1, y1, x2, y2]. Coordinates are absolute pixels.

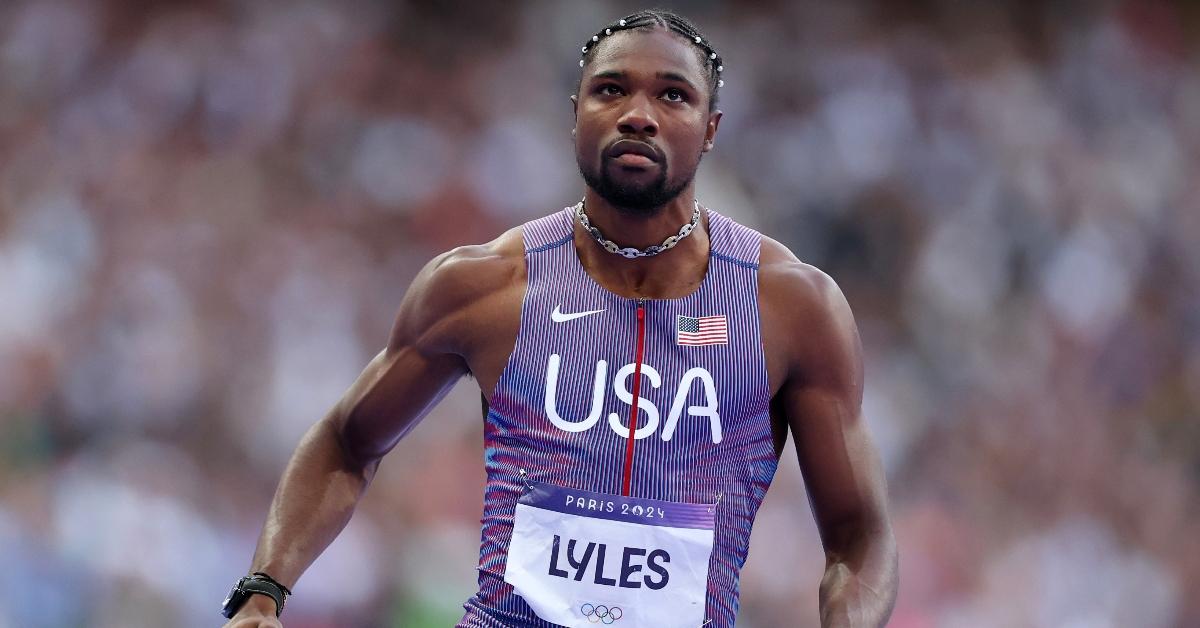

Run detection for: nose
[[616, 94, 658, 137]]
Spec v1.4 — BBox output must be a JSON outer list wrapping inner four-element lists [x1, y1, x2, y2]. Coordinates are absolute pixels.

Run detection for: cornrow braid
[[578, 9, 724, 111]]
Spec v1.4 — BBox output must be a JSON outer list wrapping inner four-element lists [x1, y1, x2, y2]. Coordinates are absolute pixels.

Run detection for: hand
[[221, 594, 282, 628]]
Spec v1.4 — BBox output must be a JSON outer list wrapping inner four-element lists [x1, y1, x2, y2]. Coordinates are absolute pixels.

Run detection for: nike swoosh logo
[[551, 305, 606, 323]]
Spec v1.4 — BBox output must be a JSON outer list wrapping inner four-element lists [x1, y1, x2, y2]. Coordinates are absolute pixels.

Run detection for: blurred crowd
[[0, 0, 1197, 626]]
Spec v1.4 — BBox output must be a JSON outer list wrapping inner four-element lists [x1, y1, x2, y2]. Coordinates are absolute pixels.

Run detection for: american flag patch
[[677, 315, 728, 346]]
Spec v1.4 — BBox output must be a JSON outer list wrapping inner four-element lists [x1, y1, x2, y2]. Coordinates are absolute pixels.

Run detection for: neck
[[574, 187, 711, 300], [580, 188, 698, 248]]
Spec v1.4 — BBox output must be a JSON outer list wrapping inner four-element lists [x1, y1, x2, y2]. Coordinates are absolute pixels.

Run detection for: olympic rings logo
[[580, 603, 623, 623]]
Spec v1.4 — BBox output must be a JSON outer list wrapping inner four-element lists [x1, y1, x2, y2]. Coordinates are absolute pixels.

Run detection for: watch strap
[[251, 572, 293, 597]]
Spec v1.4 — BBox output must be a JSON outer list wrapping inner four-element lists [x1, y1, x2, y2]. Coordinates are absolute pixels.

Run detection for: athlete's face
[[573, 28, 721, 214]]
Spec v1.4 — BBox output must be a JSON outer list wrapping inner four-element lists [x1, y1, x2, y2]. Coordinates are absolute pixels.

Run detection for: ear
[[570, 94, 579, 136], [702, 110, 723, 153]]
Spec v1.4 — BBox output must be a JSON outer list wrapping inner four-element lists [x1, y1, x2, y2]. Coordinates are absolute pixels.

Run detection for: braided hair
[[577, 10, 724, 111]]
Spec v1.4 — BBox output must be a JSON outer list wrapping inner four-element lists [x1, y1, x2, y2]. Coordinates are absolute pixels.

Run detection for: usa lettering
[[547, 534, 670, 590], [544, 354, 722, 443]]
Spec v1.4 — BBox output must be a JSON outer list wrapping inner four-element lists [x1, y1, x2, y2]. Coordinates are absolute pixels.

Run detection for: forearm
[[248, 416, 379, 589], [818, 529, 898, 628]]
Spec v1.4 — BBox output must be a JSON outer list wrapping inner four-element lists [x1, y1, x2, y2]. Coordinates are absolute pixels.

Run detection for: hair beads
[[577, 10, 725, 107]]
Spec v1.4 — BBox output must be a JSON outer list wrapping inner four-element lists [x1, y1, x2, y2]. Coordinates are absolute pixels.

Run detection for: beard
[[578, 151, 698, 215]]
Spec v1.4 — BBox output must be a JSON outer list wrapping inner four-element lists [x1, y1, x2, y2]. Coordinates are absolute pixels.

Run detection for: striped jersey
[[459, 206, 778, 627]]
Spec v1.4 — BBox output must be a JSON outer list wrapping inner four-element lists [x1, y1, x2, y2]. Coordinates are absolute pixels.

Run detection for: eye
[[595, 83, 623, 96], [662, 87, 688, 102]]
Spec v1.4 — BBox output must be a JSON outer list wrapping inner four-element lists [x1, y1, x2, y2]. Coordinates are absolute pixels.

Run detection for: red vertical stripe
[[621, 300, 646, 497]]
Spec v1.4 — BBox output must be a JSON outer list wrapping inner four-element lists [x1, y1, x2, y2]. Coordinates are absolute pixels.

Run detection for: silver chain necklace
[[574, 199, 702, 259]]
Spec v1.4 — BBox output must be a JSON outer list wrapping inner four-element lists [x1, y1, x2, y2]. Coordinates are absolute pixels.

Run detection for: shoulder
[[757, 236, 862, 386], [757, 236, 845, 317], [390, 226, 526, 354], [421, 226, 526, 302]]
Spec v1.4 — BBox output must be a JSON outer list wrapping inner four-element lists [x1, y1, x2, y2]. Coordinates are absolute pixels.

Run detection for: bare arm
[[225, 244, 508, 624], [764, 255, 898, 628]]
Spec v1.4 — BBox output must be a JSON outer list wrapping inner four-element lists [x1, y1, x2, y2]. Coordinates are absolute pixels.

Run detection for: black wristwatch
[[221, 572, 291, 619]]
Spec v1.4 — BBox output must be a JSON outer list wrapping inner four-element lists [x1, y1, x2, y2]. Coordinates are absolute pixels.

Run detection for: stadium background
[[0, 0, 1197, 626]]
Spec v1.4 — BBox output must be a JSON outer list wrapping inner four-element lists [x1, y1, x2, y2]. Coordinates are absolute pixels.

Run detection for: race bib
[[504, 482, 715, 627]]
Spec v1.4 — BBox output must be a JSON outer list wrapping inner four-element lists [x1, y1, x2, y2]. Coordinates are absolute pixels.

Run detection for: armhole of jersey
[[708, 210, 773, 410], [707, 210, 763, 270], [522, 208, 575, 254], [491, 209, 574, 413]]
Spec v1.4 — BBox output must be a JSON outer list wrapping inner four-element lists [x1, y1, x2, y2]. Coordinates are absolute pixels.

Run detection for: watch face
[[221, 585, 247, 618]]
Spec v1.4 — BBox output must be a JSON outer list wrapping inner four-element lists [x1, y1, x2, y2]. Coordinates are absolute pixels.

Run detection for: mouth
[[605, 139, 661, 168]]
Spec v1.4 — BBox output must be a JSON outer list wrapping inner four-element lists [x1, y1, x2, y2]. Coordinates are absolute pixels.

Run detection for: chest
[[468, 271, 789, 409], [494, 277, 769, 441]]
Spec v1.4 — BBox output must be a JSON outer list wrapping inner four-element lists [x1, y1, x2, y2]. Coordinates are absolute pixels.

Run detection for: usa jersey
[[459, 206, 777, 627]]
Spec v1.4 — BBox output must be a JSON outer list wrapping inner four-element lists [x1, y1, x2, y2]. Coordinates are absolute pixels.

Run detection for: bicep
[[329, 253, 473, 464], [332, 343, 466, 465], [783, 384, 888, 550], [776, 270, 889, 552]]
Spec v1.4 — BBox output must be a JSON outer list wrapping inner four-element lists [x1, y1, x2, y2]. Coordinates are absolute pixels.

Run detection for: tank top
[[459, 205, 778, 627]]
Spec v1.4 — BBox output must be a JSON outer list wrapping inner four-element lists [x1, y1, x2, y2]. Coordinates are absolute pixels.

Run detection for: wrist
[[221, 573, 291, 619], [241, 593, 280, 616]]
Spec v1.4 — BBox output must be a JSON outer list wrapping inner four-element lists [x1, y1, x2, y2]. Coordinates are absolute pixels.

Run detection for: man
[[222, 10, 897, 628]]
